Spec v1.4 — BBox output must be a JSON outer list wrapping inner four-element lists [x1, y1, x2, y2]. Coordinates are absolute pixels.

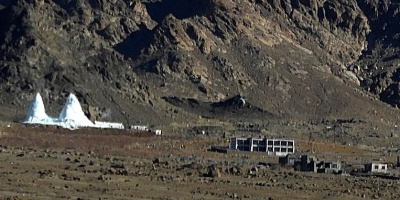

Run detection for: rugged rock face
[[0, 0, 399, 125], [351, 0, 400, 108]]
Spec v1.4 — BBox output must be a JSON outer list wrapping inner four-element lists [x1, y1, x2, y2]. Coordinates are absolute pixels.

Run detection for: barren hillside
[[0, 0, 399, 126]]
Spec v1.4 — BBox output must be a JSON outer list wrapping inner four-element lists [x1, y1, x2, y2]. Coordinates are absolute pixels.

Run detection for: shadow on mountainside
[[143, 0, 214, 23], [114, 24, 154, 60], [162, 95, 275, 121]]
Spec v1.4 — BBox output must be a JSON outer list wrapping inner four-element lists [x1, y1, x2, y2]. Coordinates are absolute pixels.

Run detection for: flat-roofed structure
[[94, 121, 124, 129], [230, 137, 295, 156], [365, 163, 388, 173]]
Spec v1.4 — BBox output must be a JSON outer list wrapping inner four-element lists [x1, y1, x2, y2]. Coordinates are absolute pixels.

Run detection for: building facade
[[279, 154, 342, 174], [230, 137, 295, 156], [365, 163, 387, 173]]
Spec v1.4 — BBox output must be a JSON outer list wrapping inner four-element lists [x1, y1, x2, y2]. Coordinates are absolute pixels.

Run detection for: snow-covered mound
[[24, 93, 51, 124], [58, 93, 95, 128]]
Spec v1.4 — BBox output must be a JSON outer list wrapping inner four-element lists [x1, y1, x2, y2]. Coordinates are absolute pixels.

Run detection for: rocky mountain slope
[[0, 0, 399, 126]]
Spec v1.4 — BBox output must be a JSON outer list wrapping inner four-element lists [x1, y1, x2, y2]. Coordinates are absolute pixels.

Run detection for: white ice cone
[[24, 93, 49, 123], [58, 93, 94, 128]]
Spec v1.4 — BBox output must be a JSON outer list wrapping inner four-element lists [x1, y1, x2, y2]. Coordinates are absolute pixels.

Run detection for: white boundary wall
[[94, 121, 124, 129]]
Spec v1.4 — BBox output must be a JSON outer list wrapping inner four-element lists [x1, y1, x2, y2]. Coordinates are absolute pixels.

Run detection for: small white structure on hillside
[[130, 125, 148, 131], [154, 129, 162, 135], [365, 163, 387, 173], [94, 121, 124, 129], [23, 93, 124, 130]]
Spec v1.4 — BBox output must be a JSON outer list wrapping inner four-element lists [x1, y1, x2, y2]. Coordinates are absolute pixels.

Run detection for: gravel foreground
[[0, 125, 400, 199]]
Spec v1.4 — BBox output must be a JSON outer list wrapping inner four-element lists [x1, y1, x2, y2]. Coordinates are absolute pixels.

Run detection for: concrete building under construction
[[230, 137, 295, 156], [279, 154, 342, 174]]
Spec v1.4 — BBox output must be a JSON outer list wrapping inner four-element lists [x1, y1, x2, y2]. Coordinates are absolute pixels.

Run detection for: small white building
[[94, 121, 124, 129], [130, 125, 148, 131], [154, 129, 162, 135], [365, 163, 388, 173]]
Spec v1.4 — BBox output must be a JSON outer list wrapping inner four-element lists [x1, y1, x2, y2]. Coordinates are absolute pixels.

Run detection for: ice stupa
[[23, 92, 124, 130], [58, 93, 95, 128], [24, 93, 51, 124]]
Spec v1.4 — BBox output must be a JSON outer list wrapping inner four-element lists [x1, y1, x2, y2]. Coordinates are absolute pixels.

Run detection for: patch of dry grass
[[0, 125, 172, 157]]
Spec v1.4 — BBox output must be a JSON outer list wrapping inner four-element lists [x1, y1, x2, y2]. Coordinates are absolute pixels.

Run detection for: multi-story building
[[230, 137, 295, 156]]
